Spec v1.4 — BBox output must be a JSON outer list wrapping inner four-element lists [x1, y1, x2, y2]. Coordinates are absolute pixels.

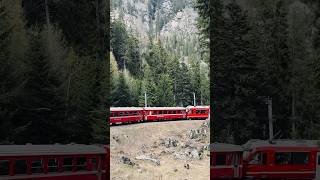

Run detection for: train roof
[[210, 143, 243, 152], [0, 144, 106, 156], [110, 107, 144, 111], [143, 107, 186, 110], [242, 139, 320, 150], [186, 105, 210, 109]]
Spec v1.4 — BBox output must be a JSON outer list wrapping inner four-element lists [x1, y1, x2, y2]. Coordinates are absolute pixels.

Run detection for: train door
[[316, 152, 320, 180], [232, 153, 241, 178]]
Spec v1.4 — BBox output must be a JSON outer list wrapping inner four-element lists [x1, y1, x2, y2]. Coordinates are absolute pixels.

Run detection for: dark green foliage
[[111, 20, 128, 69], [112, 72, 131, 107], [125, 34, 141, 77], [211, 0, 260, 144], [205, 0, 320, 143], [0, 0, 108, 144]]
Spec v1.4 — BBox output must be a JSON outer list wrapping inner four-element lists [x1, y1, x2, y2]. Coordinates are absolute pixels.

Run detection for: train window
[[31, 160, 43, 174], [291, 152, 309, 165], [15, 160, 27, 174], [0, 160, 9, 175], [91, 158, 97, 171], [48, 159, 58, 173], [275, 152, 291, 165], [249, 152, 267, 165], [119, 112, 124, 116], [63, 157, 73, 171], [216, 154, 226, 165], [76, 157, 87, 171]]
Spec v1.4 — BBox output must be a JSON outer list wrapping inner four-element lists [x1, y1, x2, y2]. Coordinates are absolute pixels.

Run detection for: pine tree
[[139, 64, 157, 107], [254, 0, 291, 138], [112, 71, 131, 107], [0, 2, 13, 143], [212, 0, 260, 144], [111, 20, 128, 69], [155, 74, 174, 106], [176, 62, 193, 106], [125, 34, 141, 77]]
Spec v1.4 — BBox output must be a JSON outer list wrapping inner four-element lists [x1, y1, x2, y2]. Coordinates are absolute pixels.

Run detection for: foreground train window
[[15, 160, 27, 174], [76, 157, 87, 171], [0, 160, 9, 175], [32, 160, 43, 173], [275, 152, 309, 165], [216, 154, 227, 165], [291, 152, 309, 165], [63, 157, 73, 171], [48, 159, 58, 172], [250, 152, 267, 165], [91, 158, 97, 171]]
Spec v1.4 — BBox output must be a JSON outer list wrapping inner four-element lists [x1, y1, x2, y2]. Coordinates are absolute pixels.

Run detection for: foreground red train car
[[243, 140, 320, 180], [109, 106, 210, 125], [211, 140, 320, 180], [210, 143, 243, 179], [0, 144, 108, 180]]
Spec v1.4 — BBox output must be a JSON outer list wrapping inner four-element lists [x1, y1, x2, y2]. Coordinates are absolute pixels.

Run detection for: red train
[[0, 144, 109, 180], [109, 106, 210, 125], [211, 139, 320, 180]]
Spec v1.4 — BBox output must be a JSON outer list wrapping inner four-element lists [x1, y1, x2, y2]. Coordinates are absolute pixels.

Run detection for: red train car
[[0, 144, 108, 180], [144, 107, 186, 121], [211, 143, 243, 179], [243, 139, 320, 180], [110, 107, 144, 125], [186, 106, 210, 120]]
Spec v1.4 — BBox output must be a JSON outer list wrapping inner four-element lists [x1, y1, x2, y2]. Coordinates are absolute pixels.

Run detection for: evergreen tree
[[0, 2, 13, 143], [111, 20, 128, 69], [212, 0, 260, 144], [125, 34, 141, 77], [112, 72, 131, 107], [139, 64, 157, 107], [176, 62, 193, 106], [155, 74, 174, 106]]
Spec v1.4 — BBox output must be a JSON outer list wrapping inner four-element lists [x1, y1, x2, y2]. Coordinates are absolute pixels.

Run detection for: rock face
[[111, 0, 206, 65]]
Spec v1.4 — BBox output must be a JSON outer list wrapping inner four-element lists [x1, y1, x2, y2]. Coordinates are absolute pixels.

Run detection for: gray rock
[[135, 155, 160, 166], [191, 149, 200, 160], [120, 156, 135, 166]]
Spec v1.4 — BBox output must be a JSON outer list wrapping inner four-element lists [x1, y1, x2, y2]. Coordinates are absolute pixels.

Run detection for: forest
[[0, 0, 109, 144], [203, 0, 320, 144], [110, 0, 210, 108]]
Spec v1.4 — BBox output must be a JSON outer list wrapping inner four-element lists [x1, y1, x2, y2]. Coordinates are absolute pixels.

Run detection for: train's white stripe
[[0, 170, 106, 180], [211, 165, 243, 168], [246, 171, 315, 175]]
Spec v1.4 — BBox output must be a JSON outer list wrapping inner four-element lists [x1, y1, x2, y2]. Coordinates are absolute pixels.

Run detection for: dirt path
[[110, 120, 210, 180]]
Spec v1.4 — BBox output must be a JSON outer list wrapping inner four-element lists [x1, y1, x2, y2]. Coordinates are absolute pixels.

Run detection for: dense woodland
[[201, 0, 320, 144], [0, 0, 109, 144], [110, 0, 210, 107]]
